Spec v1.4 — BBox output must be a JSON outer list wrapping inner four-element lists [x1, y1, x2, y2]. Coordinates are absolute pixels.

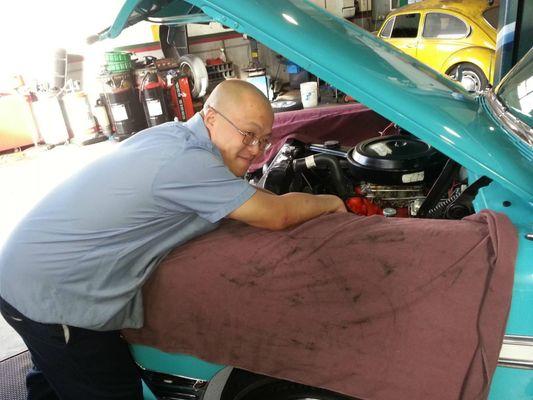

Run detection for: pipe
[[293, 154, 348, 199]]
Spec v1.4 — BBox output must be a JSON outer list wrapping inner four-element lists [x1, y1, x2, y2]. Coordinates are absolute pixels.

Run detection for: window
[[423, 13, 469, 39], [483, 7, 499, 29], [390, 13, 420, 38], [380, 17, 394, 38], [496, 49, 533, 128]]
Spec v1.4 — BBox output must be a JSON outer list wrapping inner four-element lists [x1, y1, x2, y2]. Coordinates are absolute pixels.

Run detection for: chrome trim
[[504, 335, 533, 346], [498, 360, 533, 369], [484, 90, 533, 147], [146, 14, 212, 24], [136, 362, 208, 386], [498, 335, 533, 370]]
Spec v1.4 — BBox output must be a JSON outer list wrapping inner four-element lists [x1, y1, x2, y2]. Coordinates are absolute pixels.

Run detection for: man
[[0, 80, 346, 399]]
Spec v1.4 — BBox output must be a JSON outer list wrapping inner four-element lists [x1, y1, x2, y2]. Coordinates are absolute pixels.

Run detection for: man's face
[[206, 102, 273, 177]]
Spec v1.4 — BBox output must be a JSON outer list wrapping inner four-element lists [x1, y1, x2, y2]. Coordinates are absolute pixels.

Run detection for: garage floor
[[0, 140, 118, 361], [0, 351, 31, 400]]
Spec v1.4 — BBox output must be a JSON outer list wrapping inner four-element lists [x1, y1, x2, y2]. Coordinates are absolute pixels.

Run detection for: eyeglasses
[[208, 106, 271, 151]]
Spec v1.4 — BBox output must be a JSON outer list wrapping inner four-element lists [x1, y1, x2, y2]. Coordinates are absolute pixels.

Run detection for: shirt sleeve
[[152, 146, 256, 223]]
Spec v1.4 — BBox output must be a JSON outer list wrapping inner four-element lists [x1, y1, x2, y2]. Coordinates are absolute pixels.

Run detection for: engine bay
[[248, 133, 491, 219]]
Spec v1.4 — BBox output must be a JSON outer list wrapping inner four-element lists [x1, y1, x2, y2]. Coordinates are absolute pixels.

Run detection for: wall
[[258, 43, 290, 85], [83, 21, 290, 97]]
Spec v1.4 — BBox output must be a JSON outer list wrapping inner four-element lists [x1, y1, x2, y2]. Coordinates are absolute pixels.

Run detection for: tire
[[177, 54, 209, 98], [271, 100, 303, 113], [235, 381, 354, 400], [447, 63, 488, 93]]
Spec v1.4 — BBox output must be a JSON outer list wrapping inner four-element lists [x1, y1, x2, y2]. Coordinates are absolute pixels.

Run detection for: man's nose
[[248, 143, 261, 157]]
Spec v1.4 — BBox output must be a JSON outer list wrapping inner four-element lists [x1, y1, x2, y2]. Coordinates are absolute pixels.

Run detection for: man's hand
[[317, 194, 347, 213], [228, 190, 347, 230]]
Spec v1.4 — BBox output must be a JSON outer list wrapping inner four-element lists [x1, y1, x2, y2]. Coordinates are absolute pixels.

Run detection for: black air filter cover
[[347, 135, 443, 185]]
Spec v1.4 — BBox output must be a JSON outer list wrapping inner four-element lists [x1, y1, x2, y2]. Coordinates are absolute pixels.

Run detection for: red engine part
[[169, 76, 194, 122], [395, 208, 410, 218], [349, 186, 414, 217], [346, 197, 382, 216]]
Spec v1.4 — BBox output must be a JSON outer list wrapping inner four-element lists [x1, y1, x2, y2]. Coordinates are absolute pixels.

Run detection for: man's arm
[[228, 190, 347, 230]]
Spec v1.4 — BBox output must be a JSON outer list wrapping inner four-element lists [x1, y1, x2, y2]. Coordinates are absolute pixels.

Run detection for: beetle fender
[[442, 47, 495, 83]]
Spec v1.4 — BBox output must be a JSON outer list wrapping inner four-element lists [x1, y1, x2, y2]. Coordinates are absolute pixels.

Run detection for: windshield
[[496, 48, 533, 129]]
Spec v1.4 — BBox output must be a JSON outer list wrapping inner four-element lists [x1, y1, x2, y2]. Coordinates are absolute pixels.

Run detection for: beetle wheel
[[448, 63, 488, 93]]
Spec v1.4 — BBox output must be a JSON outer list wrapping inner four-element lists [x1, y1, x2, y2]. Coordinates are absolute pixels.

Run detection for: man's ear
[[203, 108, 216, 129]]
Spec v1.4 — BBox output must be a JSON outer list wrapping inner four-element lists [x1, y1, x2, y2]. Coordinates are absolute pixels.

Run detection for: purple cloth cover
[[250, 103, 390, 171], [124, 211, 517, 400]]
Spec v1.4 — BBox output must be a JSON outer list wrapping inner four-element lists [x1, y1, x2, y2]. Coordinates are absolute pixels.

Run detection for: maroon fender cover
[[124, 211, 517, 400]]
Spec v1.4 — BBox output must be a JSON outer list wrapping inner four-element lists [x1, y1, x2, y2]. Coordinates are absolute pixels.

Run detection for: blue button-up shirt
[[0, 114, 255, 330]]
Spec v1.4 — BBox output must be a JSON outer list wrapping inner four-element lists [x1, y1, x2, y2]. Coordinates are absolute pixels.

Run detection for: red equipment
[[169, 75, 194, 122], [141, 72, 170, 127]]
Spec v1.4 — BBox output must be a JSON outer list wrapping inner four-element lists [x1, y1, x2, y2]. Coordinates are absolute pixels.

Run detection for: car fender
[[442, 46, 494, 83]]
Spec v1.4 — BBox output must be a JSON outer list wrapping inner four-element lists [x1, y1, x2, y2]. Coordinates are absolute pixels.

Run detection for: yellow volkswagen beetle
[[378, 0, 498, 92]]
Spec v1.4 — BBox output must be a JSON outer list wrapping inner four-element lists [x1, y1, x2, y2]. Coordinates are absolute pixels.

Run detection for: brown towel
[[124, 210, 517, 400]]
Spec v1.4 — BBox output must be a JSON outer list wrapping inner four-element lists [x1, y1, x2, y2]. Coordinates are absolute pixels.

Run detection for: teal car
[[96, 1, 533, 399]]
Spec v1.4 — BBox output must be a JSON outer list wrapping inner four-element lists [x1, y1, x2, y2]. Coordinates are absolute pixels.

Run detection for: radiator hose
[[293, 154, 348, 200]]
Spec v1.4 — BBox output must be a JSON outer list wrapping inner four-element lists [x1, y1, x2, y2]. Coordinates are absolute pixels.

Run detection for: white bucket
[[300, 81, 318, 108]]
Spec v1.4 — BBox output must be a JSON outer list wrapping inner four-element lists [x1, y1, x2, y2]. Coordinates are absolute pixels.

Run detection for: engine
[[350, 183, 426, 217], [249, 135, 482, 219]]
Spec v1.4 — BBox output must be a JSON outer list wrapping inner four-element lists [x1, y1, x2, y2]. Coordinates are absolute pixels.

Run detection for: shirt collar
[[184, 112, 210, 141], [184, 112, 221, 156]]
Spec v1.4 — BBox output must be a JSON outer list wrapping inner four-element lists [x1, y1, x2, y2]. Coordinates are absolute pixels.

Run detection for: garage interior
[[0, 0, 531, 399]]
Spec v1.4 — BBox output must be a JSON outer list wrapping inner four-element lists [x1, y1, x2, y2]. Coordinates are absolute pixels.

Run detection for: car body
[[377, 0, 498, 92], [97, 1, 532, 399]]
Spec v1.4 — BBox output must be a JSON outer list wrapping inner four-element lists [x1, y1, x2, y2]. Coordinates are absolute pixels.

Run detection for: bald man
[[0, 80, 345, 399], [205, 80, 346, 229]]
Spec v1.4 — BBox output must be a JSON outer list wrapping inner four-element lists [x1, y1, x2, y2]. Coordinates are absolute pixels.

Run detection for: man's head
[[202, 80, 274, 177]]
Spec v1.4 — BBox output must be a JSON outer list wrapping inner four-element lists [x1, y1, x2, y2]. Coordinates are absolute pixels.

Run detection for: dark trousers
[[0, 297, 143, 400]]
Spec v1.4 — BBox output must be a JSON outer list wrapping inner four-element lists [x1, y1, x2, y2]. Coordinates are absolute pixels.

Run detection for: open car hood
[[101, 0, 533, 202]]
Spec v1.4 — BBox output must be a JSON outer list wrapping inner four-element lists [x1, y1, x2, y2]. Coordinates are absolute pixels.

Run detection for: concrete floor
[[0, 140, 118, 360]]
